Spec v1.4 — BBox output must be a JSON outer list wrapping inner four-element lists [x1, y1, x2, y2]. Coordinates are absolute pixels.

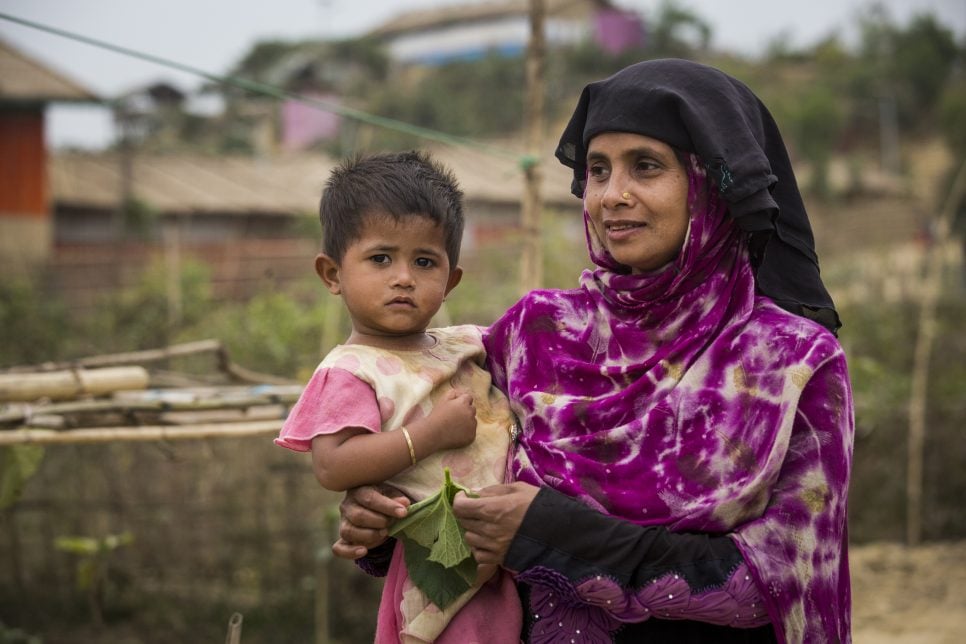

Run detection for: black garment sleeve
[[505, 487, 777, 643], [354, 537, 395, 578], [505, 486, 743, 593]]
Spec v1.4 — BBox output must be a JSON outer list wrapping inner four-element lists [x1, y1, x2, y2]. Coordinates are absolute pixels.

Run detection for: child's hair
[[320, 151, 465, 266]]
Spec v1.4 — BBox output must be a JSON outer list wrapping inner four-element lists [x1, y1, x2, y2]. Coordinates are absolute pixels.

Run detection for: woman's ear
[[444, 266, 463, 299], [315, 254, 342, 295]]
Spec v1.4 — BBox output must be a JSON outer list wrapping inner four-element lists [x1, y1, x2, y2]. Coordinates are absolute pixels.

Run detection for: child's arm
[[311, 388, 477, 491]]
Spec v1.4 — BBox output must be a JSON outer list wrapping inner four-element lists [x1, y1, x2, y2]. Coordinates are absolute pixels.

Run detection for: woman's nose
[[599, 173, 629, 209]]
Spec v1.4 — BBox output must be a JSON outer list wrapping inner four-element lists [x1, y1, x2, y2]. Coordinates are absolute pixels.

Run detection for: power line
[[0, 11, 525, 164]]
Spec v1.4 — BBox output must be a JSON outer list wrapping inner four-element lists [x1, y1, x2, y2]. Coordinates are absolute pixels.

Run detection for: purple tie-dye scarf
[[484, 157, 853, 643]]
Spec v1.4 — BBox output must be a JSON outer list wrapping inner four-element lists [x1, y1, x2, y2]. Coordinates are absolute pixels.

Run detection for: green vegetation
[[841, 292, 966, 543], [55, 532, 135, 625]]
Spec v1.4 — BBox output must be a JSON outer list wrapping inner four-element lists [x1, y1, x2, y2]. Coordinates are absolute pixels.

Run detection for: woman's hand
[[452, 482, 540, 566], [331, 484, 409, 560]]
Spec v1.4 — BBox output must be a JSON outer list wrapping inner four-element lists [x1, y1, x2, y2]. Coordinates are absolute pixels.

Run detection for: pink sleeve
[[274, 367, 382, 452]]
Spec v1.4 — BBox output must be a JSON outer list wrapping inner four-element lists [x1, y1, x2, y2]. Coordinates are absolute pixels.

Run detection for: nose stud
[[622, 192, 631, 200]]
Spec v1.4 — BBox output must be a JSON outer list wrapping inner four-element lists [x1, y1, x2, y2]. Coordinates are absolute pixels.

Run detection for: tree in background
[[647, 0, 711, 58], [939, 77, 966, 160], [365, 52, 526, 150], [854, 9, 959, 131], [889, 16, 959, 126], [938, 70, 966, 269], [788, 84, 846, 198]]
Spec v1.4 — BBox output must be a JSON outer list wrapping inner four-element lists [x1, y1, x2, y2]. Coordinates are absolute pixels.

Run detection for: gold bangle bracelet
[[401, 426, 416, 466]]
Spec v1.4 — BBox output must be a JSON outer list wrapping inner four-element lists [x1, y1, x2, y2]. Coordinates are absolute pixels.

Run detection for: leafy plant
[[0, 621, 42, 644], [0, 446, 45, 510], [79, 258, 212, 354], [0, 277, 72, 367], [55, 532, 135, 625], [120, 197, 160, 240]]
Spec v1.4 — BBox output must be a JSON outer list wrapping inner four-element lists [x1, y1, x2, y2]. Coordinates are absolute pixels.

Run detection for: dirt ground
[[851, 540, 966, 643]]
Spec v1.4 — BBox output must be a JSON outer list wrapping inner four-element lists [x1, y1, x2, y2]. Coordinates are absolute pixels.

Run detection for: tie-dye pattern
[[484, 158, 853, 643]]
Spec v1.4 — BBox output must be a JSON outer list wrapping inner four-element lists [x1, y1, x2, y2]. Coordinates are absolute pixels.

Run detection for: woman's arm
[[454, 484, 767, 629], [311, 388, 477, 491]]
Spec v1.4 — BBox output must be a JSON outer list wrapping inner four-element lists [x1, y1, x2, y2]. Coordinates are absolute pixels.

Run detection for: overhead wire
[[0, 11, 532, 167]]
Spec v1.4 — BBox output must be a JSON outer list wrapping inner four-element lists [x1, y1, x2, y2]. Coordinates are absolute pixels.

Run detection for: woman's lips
[[604, 220, 645, 240]]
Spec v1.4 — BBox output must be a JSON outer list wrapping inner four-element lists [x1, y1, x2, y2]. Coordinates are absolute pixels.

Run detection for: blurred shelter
[[219, 39, 389, 153], [256, 43, 351, 151], [367, 0, 644, 65], [0, 38, 98, 271], [113, 82, 188, 150], [46, 144, 575, 307], [280, 94, 341, 151]]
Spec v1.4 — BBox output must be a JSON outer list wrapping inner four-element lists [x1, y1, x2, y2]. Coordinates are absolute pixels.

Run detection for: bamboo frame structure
[[1, 339, 297, 386], [0, 340, 301, 446]]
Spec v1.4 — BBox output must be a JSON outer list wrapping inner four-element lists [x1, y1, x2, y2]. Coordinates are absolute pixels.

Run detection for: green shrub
[[0, 276, 72, 367]]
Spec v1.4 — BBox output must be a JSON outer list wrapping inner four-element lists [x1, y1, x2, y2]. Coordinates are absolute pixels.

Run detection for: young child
[[275, 151, 521, 643]]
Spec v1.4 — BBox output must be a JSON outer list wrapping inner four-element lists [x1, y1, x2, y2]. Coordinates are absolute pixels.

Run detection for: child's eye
[[370, 254, 390, 265], [415, 257, 436, 268]]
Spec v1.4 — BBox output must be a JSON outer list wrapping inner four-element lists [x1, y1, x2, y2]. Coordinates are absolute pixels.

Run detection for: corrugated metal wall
[[0, 109, 47, 217]]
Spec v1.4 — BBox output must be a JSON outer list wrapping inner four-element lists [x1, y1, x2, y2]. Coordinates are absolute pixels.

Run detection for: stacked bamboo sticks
[[0, 340, 299, 446]]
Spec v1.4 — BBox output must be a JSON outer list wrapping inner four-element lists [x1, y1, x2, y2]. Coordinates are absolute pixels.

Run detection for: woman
[[336, 59, 853, 644]]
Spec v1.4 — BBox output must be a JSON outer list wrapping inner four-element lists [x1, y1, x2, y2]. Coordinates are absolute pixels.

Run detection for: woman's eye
[[636, 158, 660, 173], [588, 163, 609, 179], [415, 257, 436, 268]]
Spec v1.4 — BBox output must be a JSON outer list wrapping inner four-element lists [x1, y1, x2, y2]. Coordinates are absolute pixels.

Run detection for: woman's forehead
[[586, 132, 676, 156]]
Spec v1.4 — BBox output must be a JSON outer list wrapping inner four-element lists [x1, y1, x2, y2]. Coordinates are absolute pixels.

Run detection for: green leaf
[[55, 536, 101, 555], [427, 498, 472, 566], [0, 445, 45, 510], [398, 534, 472, 609], [387, 468, 478, 608]]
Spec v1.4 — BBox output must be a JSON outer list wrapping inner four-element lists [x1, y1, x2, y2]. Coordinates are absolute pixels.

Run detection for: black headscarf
[[555, 58, 840, 332]]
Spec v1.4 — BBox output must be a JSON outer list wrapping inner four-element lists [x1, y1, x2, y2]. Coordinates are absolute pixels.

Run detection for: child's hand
[[427, 388, 477, 450]]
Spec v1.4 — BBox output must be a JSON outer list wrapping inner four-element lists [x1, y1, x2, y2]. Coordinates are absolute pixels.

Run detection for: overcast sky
[[1, 0, 963, 148]]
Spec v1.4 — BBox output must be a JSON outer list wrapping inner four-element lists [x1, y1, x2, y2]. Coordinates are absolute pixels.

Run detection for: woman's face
[[584, 132, 690, 273]]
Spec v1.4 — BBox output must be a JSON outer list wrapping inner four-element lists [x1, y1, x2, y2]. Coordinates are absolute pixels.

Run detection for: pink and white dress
[[276, 324, 522, 643]]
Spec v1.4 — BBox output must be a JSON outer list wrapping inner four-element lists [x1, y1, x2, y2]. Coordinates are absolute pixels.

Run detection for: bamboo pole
[[906, 159, 966, 546], [1, 339, 297, 386], [519, 0, 546, 295], [0, 367, 150, 402], [2, 339, 223, 373], [0, 390, 300, 425], [225, 612, 243, 644], [0, 420, 283, 446], [221, 359, 297, 386], [314, 516, 332, 644]]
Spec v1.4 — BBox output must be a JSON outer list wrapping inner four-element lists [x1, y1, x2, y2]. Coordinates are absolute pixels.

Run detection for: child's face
[[317, 212, 462, 340]]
